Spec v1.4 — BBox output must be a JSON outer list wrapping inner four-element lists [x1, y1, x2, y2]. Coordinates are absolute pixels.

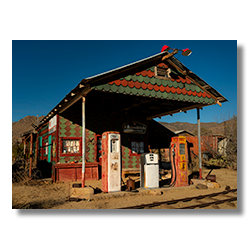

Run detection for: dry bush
[[13, 162, 42, 184]]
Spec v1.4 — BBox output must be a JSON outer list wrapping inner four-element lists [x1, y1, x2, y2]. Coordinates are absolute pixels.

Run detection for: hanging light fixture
[[161, 45, 170, 52], [181, 48, 192, 56]]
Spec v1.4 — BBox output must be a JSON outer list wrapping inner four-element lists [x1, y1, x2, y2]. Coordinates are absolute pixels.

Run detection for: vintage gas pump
[[101, 131, 121, 193], [170, 136, 189, 187], [140, 153, 159, 189]]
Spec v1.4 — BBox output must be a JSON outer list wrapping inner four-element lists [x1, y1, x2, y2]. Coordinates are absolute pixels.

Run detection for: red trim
[[199, 168, 202, 179], [59, 137, 82, 157]]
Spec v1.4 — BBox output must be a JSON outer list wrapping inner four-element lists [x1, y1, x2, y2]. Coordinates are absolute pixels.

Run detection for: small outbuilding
[[174, 130, 195, 137]]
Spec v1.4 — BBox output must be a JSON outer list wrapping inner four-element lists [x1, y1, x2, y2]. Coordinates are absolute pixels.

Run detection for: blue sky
[[12, 40, 237, 123]]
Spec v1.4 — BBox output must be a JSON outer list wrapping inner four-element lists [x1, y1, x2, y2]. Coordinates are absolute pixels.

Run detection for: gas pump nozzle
[[172, 145, 176, 156]]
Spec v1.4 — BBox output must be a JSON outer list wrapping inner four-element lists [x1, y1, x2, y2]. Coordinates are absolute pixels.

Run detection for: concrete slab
[[70, 187, 94, 199]]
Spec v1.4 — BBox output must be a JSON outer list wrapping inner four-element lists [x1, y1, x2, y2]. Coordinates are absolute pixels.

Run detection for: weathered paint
[[102, 132, 121, 192], [54, 163, 98, 182], [171, 136, 189, 187]]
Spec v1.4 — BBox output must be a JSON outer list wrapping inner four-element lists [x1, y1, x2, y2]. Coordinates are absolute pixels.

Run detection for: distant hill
[[159, 121, 225, 136], [12, 115, 230, 143], [12, 115, 44, 142]]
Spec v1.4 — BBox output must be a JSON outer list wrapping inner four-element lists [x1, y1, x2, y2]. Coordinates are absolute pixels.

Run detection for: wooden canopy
[[33, 49, 227, 130]]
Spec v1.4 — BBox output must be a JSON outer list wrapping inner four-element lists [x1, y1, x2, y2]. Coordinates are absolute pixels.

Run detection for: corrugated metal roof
[[85, 51, 167, 80], [174, 130, 195, 136]]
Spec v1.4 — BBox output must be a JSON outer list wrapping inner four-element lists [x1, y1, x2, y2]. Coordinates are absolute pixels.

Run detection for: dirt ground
[[12, 166, 237, 209]]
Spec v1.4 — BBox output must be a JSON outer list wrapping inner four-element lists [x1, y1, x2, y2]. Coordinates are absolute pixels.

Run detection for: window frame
[[154, 66, 172, 80], [59, 137, 82, 157], [129, 140, 146, 156]]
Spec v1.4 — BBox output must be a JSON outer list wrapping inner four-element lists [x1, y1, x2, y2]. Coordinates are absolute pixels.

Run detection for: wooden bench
[[122, 169, 140, 179]]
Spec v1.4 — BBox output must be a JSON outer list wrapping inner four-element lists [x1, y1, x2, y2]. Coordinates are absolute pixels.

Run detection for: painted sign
[[49, 116, 57, 134], [122, 121, 147, 134]]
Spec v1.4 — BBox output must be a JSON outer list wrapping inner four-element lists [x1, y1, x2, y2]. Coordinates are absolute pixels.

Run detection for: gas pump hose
[[170, 153, 177, 187], [163, 147, 177, 188]]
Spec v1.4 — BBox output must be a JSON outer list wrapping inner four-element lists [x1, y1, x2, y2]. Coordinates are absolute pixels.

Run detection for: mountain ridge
[[159, 121, 225, 135], [12, 115, 45, 142], [12, 115, 226, 143]]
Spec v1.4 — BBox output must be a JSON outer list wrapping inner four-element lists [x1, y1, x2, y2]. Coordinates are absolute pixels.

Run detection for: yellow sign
[[179, 136, 186, 143]]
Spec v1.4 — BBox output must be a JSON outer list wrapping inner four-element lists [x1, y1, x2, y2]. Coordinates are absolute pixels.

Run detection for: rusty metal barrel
[[206, 175, 216, 182], [127, 177, 135, 191]]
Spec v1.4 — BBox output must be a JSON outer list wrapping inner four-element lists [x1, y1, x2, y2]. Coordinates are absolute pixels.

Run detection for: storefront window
[[59, 137, 82, 157], [62, 139, 80, 154], [131, 141, 144, 154]]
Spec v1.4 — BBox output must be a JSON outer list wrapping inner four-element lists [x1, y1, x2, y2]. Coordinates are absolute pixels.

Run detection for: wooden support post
[[197, 108, 202, 179], [161, 49, 178, 61], [82, 96, 86, 187], [24, 140, 26, 155], [29, 133, 33, 179]]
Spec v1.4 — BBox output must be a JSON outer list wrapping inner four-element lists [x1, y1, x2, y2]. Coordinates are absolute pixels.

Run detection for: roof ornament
[[161, 45, 192, 56]]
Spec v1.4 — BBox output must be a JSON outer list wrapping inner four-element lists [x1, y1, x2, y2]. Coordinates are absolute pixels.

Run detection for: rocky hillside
[[12, 115, 44, 142], [12, 115, 231, 143], [159, 121, 225, 136]]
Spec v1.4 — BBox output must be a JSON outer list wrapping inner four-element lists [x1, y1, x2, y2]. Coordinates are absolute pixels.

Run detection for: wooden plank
[[55, 163, 99, 181], [157, 67, 167, 75]]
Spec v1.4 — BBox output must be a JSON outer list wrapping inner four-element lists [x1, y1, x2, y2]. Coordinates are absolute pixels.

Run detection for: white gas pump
[[140, 153, 159, 189], [102, 131, 121, 193]]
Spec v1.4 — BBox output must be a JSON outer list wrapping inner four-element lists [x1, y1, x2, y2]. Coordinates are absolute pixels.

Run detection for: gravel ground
[[12, 167, 237, 209]]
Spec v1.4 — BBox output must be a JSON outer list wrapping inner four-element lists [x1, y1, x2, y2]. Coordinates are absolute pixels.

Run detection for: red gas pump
[[170, 136, 189, 187], [101, 131, 121, 193]]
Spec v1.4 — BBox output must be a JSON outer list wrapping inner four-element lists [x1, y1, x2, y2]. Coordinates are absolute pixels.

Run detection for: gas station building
[[22, 48, 227, 186]]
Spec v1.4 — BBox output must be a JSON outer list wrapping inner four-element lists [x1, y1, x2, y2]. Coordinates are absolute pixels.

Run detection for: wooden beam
[[161, 49, 178, 61], [197, 108, 202, 179], [59, 86, 91, 114], [146, 103, 209, 120], [29, 133, 33, 179]]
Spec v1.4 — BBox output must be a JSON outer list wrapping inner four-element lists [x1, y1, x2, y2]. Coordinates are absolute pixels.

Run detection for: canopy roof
[[35, 49, 227, 128]]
